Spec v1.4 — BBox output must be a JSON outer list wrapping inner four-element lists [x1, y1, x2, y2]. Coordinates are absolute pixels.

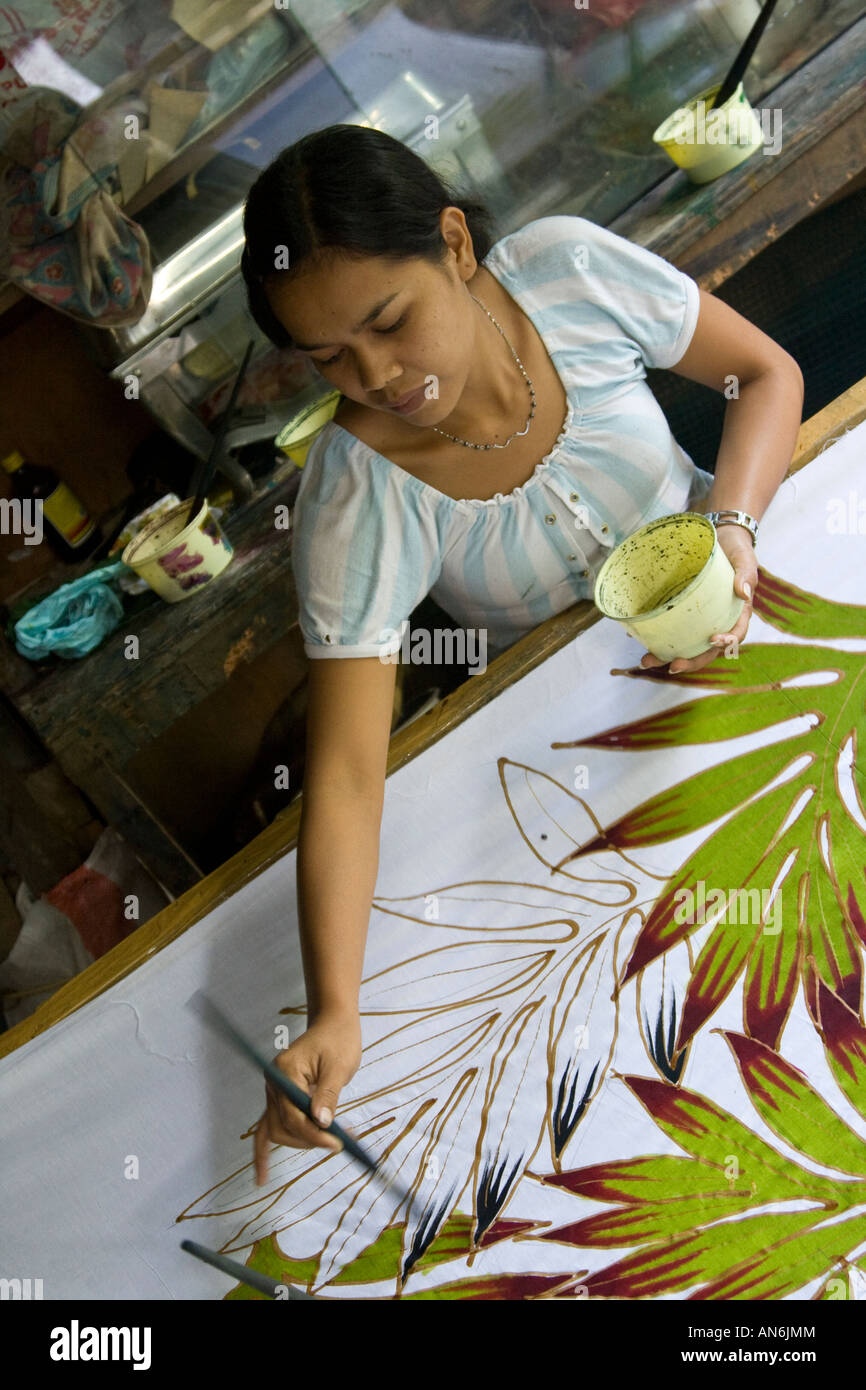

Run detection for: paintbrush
[[186, 989, 415, 1211], [181, 1238, 317, 1299], [184, 338, 255, 528], [706, 0, 780, 112]]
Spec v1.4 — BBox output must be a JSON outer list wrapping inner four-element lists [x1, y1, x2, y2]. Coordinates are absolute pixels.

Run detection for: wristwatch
[[704, 509, 758, 546]]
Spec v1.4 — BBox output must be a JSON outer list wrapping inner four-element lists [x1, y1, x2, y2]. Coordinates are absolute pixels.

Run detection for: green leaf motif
[[721, 1029, 866, 1177], [597, 1070, 843, 1204], [197, 571, 866, 1302], [554, 569, 866, 1054], [751, 568, 866, 639], [375, 999, 866, 1300], [226, 1211, 540, 1299], [691, 1212, 866, 1300], [223, 1233, 319, 1301], [529, 1020, 866, 1301], [580, 1210, 822, 1299]]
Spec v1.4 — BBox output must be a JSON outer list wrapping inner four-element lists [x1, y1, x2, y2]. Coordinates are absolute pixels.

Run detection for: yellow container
[[121, 498, 233, 603], [275, 389, 341, 466], [652, 81, 763, 184], [593, 513, 744, 661]]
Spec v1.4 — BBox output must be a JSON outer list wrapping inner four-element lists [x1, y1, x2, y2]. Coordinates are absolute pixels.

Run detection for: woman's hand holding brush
[[253, 1008, 363, 1185]]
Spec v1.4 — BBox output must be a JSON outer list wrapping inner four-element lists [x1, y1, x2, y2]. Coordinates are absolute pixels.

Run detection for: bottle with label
[[1, 449, 102, 563]]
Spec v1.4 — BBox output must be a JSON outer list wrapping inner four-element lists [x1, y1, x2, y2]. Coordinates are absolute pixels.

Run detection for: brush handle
[[181, 1239, 316, 1299], [185, 339, 255, 527], [710, 0, 779, 111], [187, 990, 414, 1207]]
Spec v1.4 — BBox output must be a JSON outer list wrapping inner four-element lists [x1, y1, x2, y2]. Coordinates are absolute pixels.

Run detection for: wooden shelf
[[610, 15, 866, 287]]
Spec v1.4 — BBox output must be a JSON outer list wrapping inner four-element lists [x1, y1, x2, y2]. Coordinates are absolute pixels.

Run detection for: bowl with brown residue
[[593, 513, 744, 661]]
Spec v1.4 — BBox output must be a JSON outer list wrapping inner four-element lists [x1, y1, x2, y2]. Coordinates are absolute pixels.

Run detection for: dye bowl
[[593, 512, 744, 661], [652, 81, 763, 183], [275, 388, 342, 466], [122, 498, 233, 603]]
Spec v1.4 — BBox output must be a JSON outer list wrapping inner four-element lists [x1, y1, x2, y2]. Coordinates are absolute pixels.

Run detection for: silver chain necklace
[[431, 293, 536, 450]]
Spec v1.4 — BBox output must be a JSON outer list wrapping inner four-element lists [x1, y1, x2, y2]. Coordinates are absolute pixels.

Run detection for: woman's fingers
[[263, 1079, 344, 1154], [668, 646, 722, 675], [254, 1102, 347, 1187], [705, 590, 754, 655], [641, 616, 753, 675]]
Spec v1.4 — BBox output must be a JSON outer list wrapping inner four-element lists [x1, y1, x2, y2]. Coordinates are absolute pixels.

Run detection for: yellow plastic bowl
[[652, 82, 763, 184], [276, 390, 342, 466]]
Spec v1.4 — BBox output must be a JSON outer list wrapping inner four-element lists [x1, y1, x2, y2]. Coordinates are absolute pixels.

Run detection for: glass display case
[[0, 0, 858, 496]]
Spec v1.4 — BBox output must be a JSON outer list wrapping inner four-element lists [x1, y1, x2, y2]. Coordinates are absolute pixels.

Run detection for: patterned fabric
[[0, 86, 151, 324], [0, 2, 122, 68], [291, 214, 714, 664], [1, 423, 862, 1301]]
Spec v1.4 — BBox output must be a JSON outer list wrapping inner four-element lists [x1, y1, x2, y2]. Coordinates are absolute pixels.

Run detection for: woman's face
[[263, 207, 480, 426]]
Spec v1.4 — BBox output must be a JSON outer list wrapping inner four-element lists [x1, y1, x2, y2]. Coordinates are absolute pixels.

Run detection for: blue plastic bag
[[14, 561, 126, 661]]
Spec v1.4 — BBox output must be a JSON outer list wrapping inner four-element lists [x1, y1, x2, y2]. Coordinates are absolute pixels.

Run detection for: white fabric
[[0, 422, 863, 1299]]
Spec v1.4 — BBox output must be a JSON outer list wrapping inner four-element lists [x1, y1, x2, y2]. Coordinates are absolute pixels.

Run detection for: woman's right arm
[[254, 653, 398, 1182], [297, 653, 397, 1018]]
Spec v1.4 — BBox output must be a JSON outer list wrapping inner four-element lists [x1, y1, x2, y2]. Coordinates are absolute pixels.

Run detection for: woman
[[241, 124, 804, 1183]]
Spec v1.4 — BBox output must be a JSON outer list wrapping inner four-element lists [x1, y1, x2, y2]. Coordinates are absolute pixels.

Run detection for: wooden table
[[3, 371, 864, 1060], [1, 467, 303, 898]]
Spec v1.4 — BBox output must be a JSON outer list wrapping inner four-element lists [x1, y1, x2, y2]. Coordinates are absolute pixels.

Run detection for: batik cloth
[[1, 420, 864, 1300]]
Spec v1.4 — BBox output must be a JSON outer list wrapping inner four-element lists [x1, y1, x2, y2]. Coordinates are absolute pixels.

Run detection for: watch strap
[[705, 509, 758, 546]]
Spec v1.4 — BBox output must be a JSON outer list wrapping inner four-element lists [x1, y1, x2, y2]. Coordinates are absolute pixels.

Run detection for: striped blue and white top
[[291, 214, 715, 663]]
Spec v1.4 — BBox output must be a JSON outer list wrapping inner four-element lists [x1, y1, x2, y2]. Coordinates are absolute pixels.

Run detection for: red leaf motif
[[813, 974, 866, 1085], [538, 1159, 662, 1203], [621, 878, 723, 985], [623, 1073, 718, 1138], [722, 1032, 805, 1111], [845, 878, 866, 949], [742, 923, 802, 1050], [802, 909, 862, 1024], [678, 929, 753, 1049], [581, 1235, 703, 1299], [403, 1271, 582, 1300]]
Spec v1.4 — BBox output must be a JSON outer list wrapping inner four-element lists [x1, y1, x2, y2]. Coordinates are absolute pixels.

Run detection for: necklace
[[431, 293, 536, 450]]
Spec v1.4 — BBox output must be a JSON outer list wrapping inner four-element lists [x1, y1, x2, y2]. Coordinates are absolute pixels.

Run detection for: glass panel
[[1, 0, 859, 256], [2, 0, 857, 451]]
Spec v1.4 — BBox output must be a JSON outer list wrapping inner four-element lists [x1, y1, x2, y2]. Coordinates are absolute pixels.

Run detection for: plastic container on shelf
[[652, 81, 764, 183], [121, 498, 233, 603]]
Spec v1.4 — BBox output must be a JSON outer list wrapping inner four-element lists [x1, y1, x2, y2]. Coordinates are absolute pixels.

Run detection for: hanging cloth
[[0, 86, 152, 325]]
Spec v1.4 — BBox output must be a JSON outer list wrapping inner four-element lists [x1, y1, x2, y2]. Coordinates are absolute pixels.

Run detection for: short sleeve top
[[290, 214, 714, 663]]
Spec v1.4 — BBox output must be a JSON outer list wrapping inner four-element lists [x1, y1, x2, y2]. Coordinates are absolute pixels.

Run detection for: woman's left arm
[[641, 288, 805, 675]]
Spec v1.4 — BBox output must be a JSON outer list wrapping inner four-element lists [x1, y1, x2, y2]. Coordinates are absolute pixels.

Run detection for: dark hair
[[241, 124, 497, 349]]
